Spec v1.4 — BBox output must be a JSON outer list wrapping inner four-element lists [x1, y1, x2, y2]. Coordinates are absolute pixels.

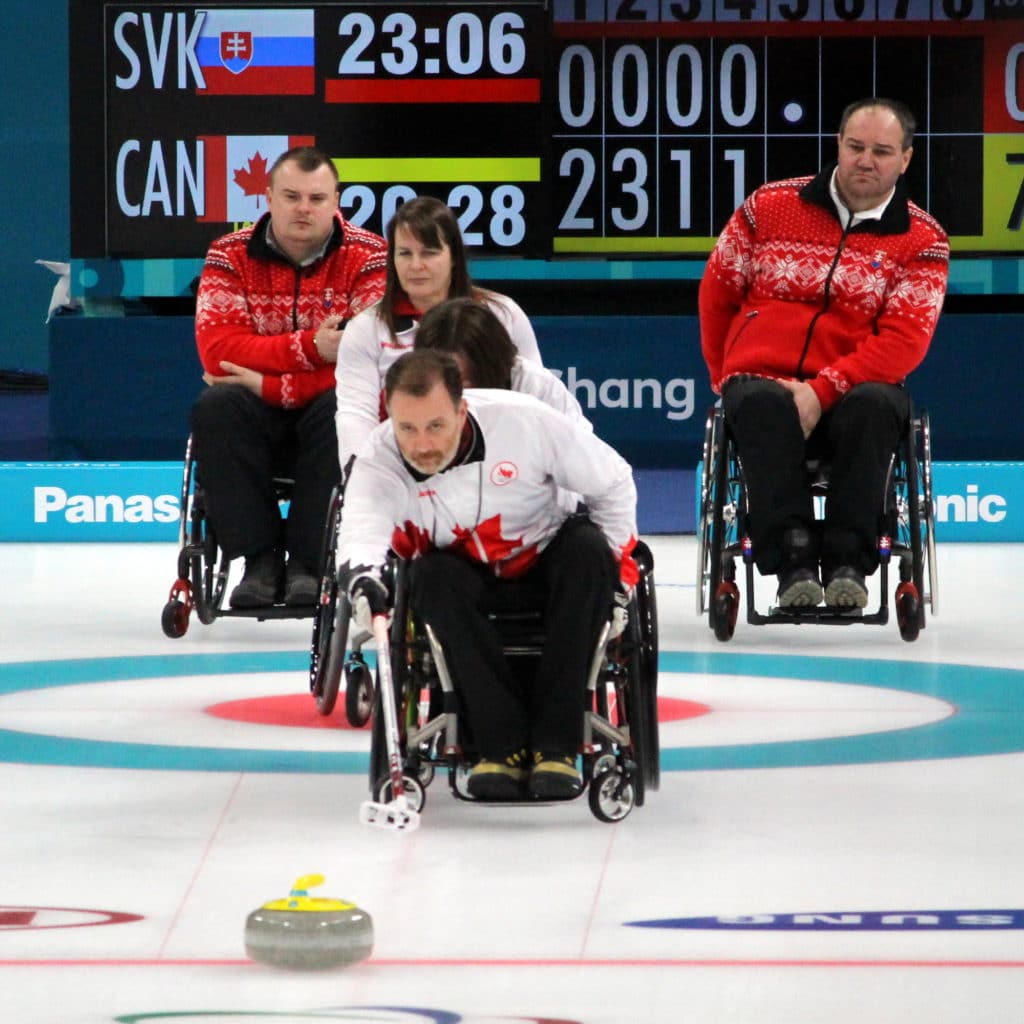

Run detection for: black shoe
[[776, 566, 823, 608], [824, 566, 868, 609], [284, 562, 319, 607], [229, 550, 283, 609], [466, 750, 529, 800], [529, 751, 583, 800]]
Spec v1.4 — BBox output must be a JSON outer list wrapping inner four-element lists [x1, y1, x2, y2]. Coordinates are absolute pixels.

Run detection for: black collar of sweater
[[799, 163, 911, 235], [245, 212, 346, 266]]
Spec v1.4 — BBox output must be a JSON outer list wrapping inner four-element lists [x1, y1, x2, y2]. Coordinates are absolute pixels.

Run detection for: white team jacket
[[338, 389, 637, 588], [335, 291, 543, 467]]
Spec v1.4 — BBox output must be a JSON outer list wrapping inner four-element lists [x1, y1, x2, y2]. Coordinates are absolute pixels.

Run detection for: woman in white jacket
[[414, 297, 589, 429], [335, 196, 541, 468]]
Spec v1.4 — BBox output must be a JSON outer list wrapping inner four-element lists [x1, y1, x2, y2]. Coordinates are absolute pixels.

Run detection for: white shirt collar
[[829, 168, 895, 230]]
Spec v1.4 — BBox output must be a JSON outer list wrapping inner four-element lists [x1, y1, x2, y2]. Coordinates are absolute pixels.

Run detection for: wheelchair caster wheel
[[712, 580, 739, 642], [896, 581, 921, 643], [161, 599, 190, 638], [344, 659, 374, 727], [375, 775, 426, 814], [588, 766, 635, 823]]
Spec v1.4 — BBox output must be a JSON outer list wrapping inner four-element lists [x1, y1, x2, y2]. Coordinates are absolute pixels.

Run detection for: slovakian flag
[[198, 135, 316, 223], [195, 9, 315, 95]]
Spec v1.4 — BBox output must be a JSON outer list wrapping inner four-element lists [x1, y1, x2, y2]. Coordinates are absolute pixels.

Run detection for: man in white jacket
[[338, 350, 638, 801]]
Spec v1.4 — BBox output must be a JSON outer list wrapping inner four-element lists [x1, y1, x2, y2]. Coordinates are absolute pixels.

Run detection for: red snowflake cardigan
[[699, 168, 949, 411], [194, 212, 387, 409]]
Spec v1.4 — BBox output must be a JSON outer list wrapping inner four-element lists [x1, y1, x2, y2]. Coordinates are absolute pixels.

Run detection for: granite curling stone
[[244, 873, 374, 970]]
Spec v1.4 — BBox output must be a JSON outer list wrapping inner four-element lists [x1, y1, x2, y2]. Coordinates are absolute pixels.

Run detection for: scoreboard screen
[[70, 0, 1024, 261]]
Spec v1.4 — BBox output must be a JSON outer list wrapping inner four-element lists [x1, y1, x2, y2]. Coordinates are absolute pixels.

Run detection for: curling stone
[[244, 873, 373, 970]]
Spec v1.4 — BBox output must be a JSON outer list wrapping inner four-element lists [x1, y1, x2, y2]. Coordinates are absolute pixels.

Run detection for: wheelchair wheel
[[919, 410, 939, 616], [713, 578, 740, 643], [621, 613, 650, 807], [632, 541, 660, 793], [707, 437, 738, 642], [191, 507, 228, 625], [588, 763, 635, 823], [312, 595, 349, 716], [161, 598, 190, 639], [695, 409, 718, 616], [344, 656, 373, 727], [309, 486, 346, 715], [903, 421, 927, 639], [896, 576, 921, 643]]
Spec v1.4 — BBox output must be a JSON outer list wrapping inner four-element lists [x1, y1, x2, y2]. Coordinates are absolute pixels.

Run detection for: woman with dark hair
[[335, 196, 541, 467], [415, 297, 587, 426]]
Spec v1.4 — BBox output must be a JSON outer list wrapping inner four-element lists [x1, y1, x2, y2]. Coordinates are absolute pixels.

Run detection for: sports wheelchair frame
[[161, 435, 318, 638], [313, 528, 660, 824], [371, 541, 658, 823], [696, 404, 937, 643]]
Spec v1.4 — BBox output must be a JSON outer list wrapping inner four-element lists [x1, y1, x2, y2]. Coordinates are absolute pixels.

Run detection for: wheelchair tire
[[633, 543, 660, 793], [696, 410, 717, 617], [904, 423, 927, 636], [706, 412, 733, 637], [310, 593, 349, 717], [713, 580, 740, 643], [309, 485, 345, 715], [161, 599, 190, 639], [622, 613, 649, 808], [588, 765, 635, 823], [896, 580, 921, 643], [344, 657, 373, 727]]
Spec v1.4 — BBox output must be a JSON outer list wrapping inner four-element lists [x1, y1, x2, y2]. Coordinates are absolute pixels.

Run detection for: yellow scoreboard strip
[[926, 135, 1024, 254], [333, 157, 541, 182]]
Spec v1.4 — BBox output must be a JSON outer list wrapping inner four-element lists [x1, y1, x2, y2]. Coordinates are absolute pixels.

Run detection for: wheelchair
[[696, 403, 937, 643], [307, 481, 376, 725], [346, 541, 660, 824], [160, 434, 319, 638]]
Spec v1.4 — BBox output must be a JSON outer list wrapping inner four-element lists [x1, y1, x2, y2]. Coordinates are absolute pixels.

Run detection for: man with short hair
[[192, 145, 387, 608], [338, 349, 639, 801], [699, 97, 948, 610]]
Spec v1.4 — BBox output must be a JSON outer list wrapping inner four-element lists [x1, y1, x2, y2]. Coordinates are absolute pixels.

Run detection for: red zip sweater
[[195, 211, 387, 409], [699, 167, 949, 412]]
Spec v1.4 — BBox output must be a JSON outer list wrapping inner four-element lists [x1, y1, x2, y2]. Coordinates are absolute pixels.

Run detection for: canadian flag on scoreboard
[[198, 135, 316, 223], [195, 8, 315, 96]]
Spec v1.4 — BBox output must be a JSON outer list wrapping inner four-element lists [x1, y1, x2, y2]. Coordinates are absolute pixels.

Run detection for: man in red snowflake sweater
[[191, 146, 386, 609], [699, 98, 948, 610]]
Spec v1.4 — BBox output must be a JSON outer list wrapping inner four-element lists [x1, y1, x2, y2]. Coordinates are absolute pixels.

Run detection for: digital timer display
[[69, 0, 1024, 261]]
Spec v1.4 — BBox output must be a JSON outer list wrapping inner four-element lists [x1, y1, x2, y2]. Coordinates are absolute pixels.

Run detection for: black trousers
[[408, 517, 619, 761], [722, 377, 909, 577], [189, 386, 340, 569]]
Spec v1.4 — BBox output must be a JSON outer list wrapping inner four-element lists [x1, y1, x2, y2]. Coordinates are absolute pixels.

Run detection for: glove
[[608, 586, 631, 640], [350, 575, 389, 633]]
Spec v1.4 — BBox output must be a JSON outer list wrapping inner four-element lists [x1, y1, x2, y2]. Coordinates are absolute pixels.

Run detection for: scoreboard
[[70, 0, 1024, 261]]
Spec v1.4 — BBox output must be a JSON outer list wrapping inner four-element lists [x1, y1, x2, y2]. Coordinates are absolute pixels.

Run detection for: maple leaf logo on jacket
[[452, 515, 539, 577], [392, 521, 432, 560], [490, 461, 519, 486]]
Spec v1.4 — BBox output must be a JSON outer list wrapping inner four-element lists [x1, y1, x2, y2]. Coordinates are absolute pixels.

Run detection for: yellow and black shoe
[[529, 751, 583, 800], [466, 750, 528, 800]]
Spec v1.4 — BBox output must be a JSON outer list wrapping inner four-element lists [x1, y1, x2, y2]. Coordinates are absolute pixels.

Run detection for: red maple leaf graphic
[[451, 514, 525, 565], [233, 152, 270, 199], [392, 520, 431, 560]]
